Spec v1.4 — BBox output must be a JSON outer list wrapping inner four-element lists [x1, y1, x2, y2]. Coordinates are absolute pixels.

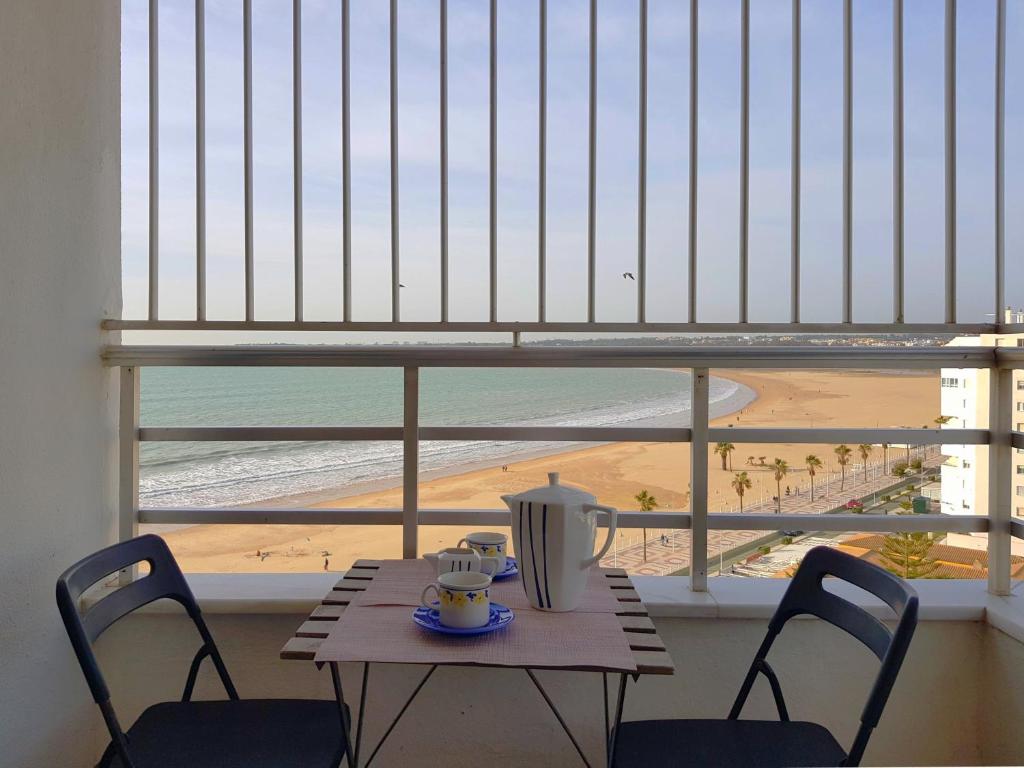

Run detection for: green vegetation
[[878, 531, 940, 579], [772, 458, 789, 514], [634, 489, 659, 563], [732, 471, 753, 513], [714, 442, 736, 471]]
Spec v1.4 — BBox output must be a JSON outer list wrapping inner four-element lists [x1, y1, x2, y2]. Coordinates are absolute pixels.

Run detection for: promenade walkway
[[601, 449, 942, 576]]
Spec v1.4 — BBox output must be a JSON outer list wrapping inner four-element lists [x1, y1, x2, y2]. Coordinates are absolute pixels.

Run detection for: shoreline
[[148, 371, 756, 522], [159, 369, 940, 571]]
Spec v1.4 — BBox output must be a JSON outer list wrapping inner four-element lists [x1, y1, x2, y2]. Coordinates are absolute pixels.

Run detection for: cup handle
[[456, 537, 468, 548], [480, 557, 499, 576], [581, 503, 618, 569], [420, 583, 440, 612]]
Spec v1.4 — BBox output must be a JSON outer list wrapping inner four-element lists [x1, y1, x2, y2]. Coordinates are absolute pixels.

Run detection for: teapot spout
[[422, 551, 439, 564], [500, 493, 518, 510]]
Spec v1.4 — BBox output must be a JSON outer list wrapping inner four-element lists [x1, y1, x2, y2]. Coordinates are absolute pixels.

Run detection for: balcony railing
[[104, 343, 1024, 595], [112, 0, 1017, 335]]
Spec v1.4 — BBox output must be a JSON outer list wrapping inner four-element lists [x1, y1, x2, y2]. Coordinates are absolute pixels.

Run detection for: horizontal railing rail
[[103, 344, 999, 370]]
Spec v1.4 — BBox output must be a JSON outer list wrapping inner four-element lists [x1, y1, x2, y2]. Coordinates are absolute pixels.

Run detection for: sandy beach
[[161, 369, 939, 572]]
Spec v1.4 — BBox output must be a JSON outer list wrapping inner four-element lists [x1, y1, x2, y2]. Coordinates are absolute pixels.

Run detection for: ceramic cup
[[423, 547, 499, 577], [457, 532, 508, 574], [420, 571, 492, 629]]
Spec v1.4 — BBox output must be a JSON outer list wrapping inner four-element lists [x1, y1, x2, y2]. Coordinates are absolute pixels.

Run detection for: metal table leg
[[524, 669, 592, 768], [606, 673, 629, 768], [354, 662, 370, 766], [363, 664, 437, 768], [329, 662, 356, 768]]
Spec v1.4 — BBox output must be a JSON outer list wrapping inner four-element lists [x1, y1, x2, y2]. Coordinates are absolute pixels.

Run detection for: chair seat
[[105, 699, 347, 768], [612, 719, 847, 768]]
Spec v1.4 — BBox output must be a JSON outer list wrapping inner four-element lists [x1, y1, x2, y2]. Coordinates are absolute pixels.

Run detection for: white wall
[[0, 2, 121, 766], [95, 611, 1023, 767]]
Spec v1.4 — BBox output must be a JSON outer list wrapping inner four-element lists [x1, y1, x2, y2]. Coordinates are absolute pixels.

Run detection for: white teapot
[[501, 473, 617, 612]]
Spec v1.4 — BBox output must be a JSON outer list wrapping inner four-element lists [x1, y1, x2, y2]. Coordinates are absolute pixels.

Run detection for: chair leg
[[606, 674, 628, 768]]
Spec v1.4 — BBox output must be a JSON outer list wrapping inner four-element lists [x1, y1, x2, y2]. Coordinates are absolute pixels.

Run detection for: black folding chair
[[56, 534, 350, 768], [611, 546, 919, 768]]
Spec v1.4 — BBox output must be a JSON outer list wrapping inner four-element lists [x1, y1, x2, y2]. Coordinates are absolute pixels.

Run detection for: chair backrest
[[56, 534, 204, 703], [56, 535, 238, 767], [732, 546, 919, 766]]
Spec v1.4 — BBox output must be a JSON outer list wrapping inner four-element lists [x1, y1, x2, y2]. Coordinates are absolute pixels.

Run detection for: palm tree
[[805, 454, 822, 500], [746, 455, 756, 466], [758, 456, 767, 467], [714, 442, 736, 471], [731, 472, 753, 513], [857, 443, 873, 483], [881, 443, 890, 474], [771, 458, 789, 513], [834, 444, 853, 491], [634, 490, 659, 563]]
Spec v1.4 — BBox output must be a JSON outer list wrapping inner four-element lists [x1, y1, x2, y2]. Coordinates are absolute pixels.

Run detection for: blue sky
[[121, 0, 1024, 331]]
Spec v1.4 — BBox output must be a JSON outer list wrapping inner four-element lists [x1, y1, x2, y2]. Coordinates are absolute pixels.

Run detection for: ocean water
[[140, 367, 754, 508]]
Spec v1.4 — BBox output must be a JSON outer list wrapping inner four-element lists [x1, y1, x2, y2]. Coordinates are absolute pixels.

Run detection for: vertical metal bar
[[440, 0, 449, 322], [342, 0, 352, 321], [403, 367, 419, 559], [637, 0, 648, 323], [149, 0, 159, 321], [791, 0, 800, 324], [688, 0, 698, 322], [243, 0, 254, 321], [118, 367, 141, 585], [945, 0, 956, 324], [988, 368, 1012, 595], [490, 0, 498, 323], [587, 0, 597, 323], [689, 367, 709, 591], [196, 0, 206, 321], [739, 0, 749, 323], [995, 0, 1006, 323], [293, 0, 304, 322], [390, 0, 400, 323], [842, 0, 852, 324], [538, 0, 547, 322], [893, 0, 904, 323]]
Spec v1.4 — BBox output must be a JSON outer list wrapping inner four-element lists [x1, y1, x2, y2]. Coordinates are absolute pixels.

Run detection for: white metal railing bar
[[1012, 518, 1024, 541], [101, 344, 999, 369], [740, 0, 749, 323], [135, 508, 988, 535], [689, 368, 710, 590], [293, 0, 303, 322], [893, 0, 904, 323], [440, 0, 449, 322], [390, 0, 400, 323], [996, 348, 1024, 367], [403, 366, 418, 558], [119, 368, 141, 585], [842, 0, 852, 323], [989, 368, 1014, 594], [104, 319, 998, 334], [945, 0, 957, 323], [995, 0, 1006, 319], [791, 0, 800, 324], [637, 0, 648, 324], [195, 0, 206, 321], [135, 425, 984, 447], [688, 0, 698, 322], [538, 0, 546, 322], [243, 0, 254, 321], [342, 0, 352, 321], [587, 0, 597, 323], [489, 0, 498, 323], [149, 0, 159, 321]]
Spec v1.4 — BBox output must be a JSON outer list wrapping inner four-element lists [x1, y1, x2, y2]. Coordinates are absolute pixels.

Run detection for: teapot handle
[[580, 503, 617, 569]]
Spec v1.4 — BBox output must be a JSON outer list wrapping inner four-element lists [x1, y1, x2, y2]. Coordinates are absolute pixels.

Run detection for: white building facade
[[940, 310, 1024, 523]]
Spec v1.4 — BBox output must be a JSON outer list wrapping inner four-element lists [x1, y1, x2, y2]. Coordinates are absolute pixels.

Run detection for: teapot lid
[[511, 472, 596, 506]]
